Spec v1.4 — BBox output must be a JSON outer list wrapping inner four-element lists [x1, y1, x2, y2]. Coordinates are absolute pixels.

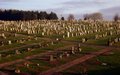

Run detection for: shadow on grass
[[53, 72, 82, 75], [1, 66, 120, 75], [88, 66, 120, 75], [54, 66, 120, 75]]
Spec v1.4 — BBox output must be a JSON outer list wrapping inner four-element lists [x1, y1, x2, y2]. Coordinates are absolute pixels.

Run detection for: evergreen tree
[[0, 9, 58, 21]]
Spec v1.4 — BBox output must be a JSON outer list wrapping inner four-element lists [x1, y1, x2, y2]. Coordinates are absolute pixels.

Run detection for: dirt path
[[39, 48, 111, 75]]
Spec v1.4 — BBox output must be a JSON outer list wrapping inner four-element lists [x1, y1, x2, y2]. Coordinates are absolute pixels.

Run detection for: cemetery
[[0, 20, 120, 75]]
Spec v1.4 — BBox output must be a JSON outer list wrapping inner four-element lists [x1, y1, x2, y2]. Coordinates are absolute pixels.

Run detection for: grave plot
[[62, 48, 120, 75], [0, 31, 62, 57], [0, 41, 61, 63], [0, 39, 71, 65], [0, 32, 46, 50], [0, 44, 80, 72], [0, 32, 25, 49], [1, 45, 102, 74], [0, 44, 79, 73], [110, 37, 120, 47], [1, 63, 35, 74]]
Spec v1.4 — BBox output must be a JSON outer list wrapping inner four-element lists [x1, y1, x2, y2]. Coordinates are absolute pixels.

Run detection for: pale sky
[[0, 0, 120, 19]]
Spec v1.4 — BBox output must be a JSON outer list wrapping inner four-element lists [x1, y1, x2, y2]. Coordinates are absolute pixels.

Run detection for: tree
[[0, 9, 58, 21], [91, 12, 103, 20], [114, 14, 119, 22], [84, 12, 103, 21], [47, 12, 58, 20], [37, 11, 48, 20], [68, 14, 75, 21], [84, 14, 89, 20], [61, 17, 65, 20]]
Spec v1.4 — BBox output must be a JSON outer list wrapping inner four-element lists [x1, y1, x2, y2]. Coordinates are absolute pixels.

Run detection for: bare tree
[[84, 14, 89, 20], [114, 14, 119, 22], [61, 17, 65, 20], [68, 14, 75, 21], [84, 12, 103, 21]]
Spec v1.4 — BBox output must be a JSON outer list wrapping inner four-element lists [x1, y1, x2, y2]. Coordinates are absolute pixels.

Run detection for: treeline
[[0, 9, 58, 21]]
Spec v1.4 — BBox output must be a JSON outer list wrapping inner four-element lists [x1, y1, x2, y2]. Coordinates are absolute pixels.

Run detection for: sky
[[0, 0, 120, 20]]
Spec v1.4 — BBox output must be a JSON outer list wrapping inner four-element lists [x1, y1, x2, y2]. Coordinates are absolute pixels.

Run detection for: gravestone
[[82, 38, 86, 43], [2, 33, 6, 39], [114, 38, 118, 43], [37, 63, 40, 66], [35, 37, 38, 40], [66, 53, 70, 57], [78, 48, 82, 52], [24, 62, 29, 68], [59, 54, 63, 59], [27, 48, 31, 51], [67, 32, 70, 38], [8, 40, 12, 45], [51, 42, 54, 45], [50, 55, 54, 61], [71, 50, 75, 54], [16, 50, 21, 54], [78, 43, 81, 47], [72, 46, 75, 51], [63, 35, 65, 38], [15, 69, 21, 73]]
